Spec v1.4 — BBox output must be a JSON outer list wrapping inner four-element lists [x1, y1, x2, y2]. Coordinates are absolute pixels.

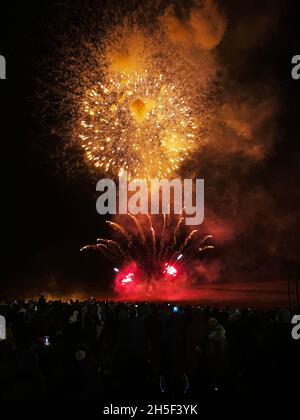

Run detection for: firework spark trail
[[127, 213, 146, 244], [106, 221, 132, 246], [185, 234, 215, 255], [80, 243, 120, 260], [173, 208, 185, 244], [97, 243, 125, 262], [179, 229, 199, 253], [200, 235, 213, 244], [161, 213, 167, 242], [151, 226, 156, 261], [80, 245, 97, 252], [199, 245, 215, 252], [96, 239, 128, 259], [165, 209, 185, 259], [81, 213, 214, 283], [145, 213, 156, 261], [158, 213, 168, 260]]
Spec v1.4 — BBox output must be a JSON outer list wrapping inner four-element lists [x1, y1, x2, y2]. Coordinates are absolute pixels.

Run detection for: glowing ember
[[120, 272, 134, 285], [163, 262, 178, 277], [114, 262, 140, 292]]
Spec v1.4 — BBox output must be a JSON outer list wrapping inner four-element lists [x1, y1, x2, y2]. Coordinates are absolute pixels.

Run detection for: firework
[[38, 1, 217, 179], [79, 70, 197, 179], [163, 262, 178, 277], [80, 212, 214, 289]]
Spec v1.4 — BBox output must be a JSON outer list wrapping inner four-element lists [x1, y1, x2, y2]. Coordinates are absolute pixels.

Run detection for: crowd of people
[[0, 296, 299, 400]]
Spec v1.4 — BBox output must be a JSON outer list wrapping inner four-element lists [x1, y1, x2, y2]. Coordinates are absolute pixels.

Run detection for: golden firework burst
[[79, 70, 198, 180]]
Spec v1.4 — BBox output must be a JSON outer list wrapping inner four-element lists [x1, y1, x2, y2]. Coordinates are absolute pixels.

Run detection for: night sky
[[0, 0, 300, 299]]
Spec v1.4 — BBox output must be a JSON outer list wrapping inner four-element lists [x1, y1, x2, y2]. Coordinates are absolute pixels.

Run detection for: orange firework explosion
[[79, 70, 197, 180]]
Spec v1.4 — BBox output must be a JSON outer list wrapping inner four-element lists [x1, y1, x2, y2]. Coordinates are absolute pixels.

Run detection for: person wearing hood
[[205, 317, 230, 392]]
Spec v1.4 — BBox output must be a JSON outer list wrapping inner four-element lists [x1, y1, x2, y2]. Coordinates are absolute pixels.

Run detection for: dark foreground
[[0, 297, 299, 401]]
